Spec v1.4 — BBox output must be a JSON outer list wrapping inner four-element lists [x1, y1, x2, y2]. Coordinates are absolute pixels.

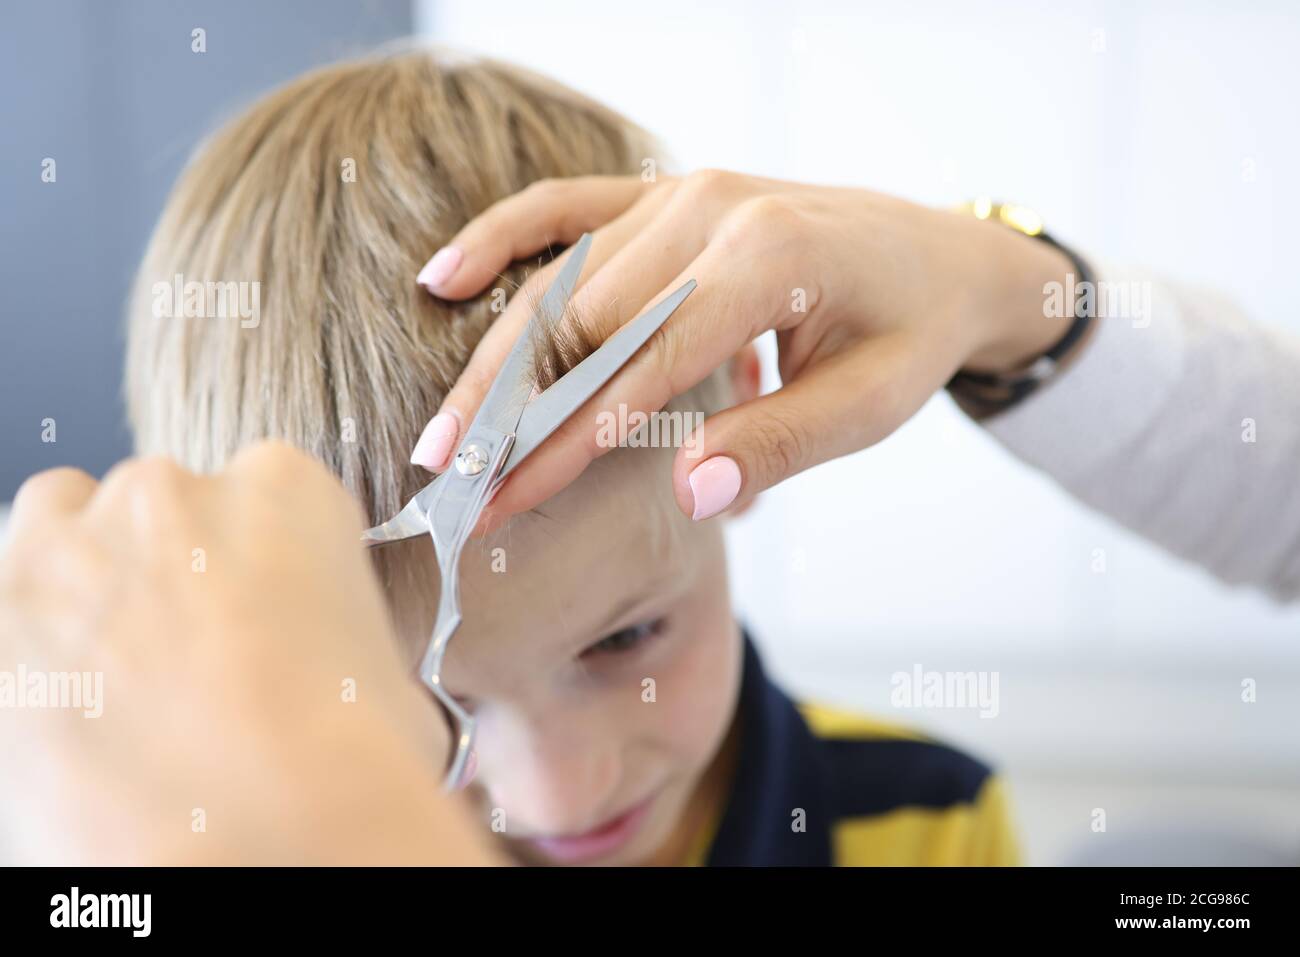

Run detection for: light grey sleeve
[[981, 261, 1300, 601]]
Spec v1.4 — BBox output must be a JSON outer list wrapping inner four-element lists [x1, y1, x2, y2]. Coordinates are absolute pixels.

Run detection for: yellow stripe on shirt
[[831, 775, 1022, 866]]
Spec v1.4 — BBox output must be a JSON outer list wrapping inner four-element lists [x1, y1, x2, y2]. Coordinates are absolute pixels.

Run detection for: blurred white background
[[419, 0, 1300, 864]]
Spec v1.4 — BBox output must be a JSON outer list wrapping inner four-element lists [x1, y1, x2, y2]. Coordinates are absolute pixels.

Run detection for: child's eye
[[582, 618, 667, 658]]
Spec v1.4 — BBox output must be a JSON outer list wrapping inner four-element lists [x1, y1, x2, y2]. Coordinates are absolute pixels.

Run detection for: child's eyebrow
[[587, 572, 680, 639]]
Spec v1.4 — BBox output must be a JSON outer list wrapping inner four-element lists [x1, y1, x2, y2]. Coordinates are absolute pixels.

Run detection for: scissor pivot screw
[[455, 444, 489, 477]]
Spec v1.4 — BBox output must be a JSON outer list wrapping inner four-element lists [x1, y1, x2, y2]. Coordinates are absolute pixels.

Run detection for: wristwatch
[[946, 198, 1095, 416]]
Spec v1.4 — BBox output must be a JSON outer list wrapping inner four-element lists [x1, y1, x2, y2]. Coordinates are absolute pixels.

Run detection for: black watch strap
[[947, 231, 1095, 416]]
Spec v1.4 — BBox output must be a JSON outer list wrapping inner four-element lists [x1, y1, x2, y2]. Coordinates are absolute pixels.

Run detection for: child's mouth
[[525, 794, 656, 864]]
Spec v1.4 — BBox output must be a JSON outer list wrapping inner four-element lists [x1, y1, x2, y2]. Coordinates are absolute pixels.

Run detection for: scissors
[[361, 233, 696, 790]]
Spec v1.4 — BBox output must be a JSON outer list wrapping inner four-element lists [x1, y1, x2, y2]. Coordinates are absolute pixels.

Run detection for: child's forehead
[[490, 447, 681, 570], [452, 447, 699, 654]]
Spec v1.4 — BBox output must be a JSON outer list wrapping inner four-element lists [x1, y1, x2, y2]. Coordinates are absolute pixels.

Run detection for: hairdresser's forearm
[[981, 266, 1300, 599]]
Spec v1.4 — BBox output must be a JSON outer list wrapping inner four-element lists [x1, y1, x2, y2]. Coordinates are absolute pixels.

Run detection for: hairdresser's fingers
[[424, 170, 768, 472], [464, 172, 778, 401], [223, 440, 368, 544], [225, 438, 338, 494], [414, 185, 673, 471], [6, 467, 99, 543], [420, 176, 652, 299], [558, 180, 721, 340], [482, 235, 797, 519], [668, 334, 942, 520]]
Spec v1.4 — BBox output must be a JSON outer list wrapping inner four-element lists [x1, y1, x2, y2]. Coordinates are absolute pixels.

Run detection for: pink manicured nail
[[411, 410, 460, 472], [687, 456, 742, 521], [417, 246, 463, 292]]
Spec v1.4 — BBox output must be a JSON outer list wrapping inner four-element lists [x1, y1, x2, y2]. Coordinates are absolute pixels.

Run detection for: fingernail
[[417, 246, 463, 292], [687, 456, 742, 521], [411, 410, 460, 472]]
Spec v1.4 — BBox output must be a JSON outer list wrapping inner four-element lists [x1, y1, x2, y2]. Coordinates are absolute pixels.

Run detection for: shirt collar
[[704, 629, 834, 866]]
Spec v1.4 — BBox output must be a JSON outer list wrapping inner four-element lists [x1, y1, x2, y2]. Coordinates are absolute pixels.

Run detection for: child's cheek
[[647, 580, 743, 773]]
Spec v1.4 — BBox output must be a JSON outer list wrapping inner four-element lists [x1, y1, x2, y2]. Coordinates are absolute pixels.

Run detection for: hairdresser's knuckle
[[753, 409, 812, 480], [674, 169, 745, 220], [235, 439, 298, 469], [232, 441, 355, 519], [107, 456, 189, 499], [711, 198, 808, 270], [681, 168, 739, 203], [522, 177, 570, 208], [713, 215, 756, 260], [97, 457, 196, 535], [12, 467, 90, 513], [14, 466, 81, 496], [232, 440, 315, 487], [736, 195, 805, 238]]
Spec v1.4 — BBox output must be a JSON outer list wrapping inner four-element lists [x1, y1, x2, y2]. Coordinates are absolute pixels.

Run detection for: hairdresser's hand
[[414, 171, 1075, 520], [0, 443, 493, 865]]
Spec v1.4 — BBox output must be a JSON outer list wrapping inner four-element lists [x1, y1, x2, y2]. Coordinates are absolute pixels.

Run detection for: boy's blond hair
[[126, 48, 727, 637]]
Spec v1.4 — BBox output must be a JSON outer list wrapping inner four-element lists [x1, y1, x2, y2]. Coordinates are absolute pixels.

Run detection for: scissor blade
[[501, 278, 697, 480], [361, 237, 596, 546], [360, 493, 429, 546], [468, 233, 594, 438], [359, 474, 447, 546]]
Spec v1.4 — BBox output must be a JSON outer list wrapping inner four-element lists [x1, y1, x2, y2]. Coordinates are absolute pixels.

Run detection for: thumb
[[671, 337, 921, 521]]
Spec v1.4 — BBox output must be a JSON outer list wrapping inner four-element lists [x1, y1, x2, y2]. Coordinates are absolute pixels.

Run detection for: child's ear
[[723, 343, 762, 519]]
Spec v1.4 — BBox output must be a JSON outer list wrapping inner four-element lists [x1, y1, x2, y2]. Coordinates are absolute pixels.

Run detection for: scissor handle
[[414, 428, 514, 791]]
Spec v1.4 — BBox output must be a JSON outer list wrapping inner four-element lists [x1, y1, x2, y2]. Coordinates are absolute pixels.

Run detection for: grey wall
[[0, 0, 413, 499]]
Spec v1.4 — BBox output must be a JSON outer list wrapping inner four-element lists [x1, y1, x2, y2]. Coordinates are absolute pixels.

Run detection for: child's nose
[[478, 719, 623, 835]]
